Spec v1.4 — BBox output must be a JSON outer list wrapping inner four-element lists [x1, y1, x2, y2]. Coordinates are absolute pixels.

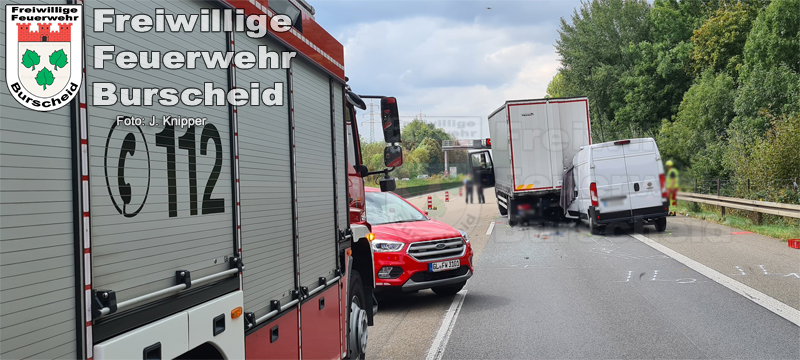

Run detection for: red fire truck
[[0, 0, 402, 359]]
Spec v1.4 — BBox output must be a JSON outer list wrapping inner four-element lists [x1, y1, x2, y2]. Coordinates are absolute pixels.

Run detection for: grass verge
[[676, 201, 799, 241]]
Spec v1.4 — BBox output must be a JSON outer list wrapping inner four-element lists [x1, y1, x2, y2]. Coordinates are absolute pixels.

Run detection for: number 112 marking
[[155, 123, 225, 217]]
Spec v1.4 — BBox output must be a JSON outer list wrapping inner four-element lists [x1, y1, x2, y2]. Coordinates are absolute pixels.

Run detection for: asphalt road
[[368, 188, 800, 359]]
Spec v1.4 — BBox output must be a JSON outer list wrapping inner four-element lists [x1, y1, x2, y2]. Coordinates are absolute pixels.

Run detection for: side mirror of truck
[[356, 164, 369, 178], [380, 176, 396, 192], [380, 97, 401, 144], [384, 145, 403, 167]]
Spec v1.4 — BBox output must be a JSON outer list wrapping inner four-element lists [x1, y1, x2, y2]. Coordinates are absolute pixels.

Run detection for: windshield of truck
[[365, 192, 427, 225]]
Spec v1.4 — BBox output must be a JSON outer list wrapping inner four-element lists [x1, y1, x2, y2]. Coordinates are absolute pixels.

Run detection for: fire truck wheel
[[347, 271, 368, 360]]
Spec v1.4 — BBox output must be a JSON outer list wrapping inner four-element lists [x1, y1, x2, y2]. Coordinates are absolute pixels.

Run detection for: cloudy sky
[[313, 0, 583, 140]]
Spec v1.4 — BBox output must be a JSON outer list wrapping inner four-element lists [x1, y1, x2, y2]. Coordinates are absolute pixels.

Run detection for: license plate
[[430, 259, 460, 272], [602, 199, 624, 207]]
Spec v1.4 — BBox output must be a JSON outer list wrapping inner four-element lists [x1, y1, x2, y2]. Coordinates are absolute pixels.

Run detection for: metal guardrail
[[677, 192, 800, 219], [393, 182, 462, 198]]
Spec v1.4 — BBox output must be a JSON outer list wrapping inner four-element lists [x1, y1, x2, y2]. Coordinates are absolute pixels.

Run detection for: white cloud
[[338, 16, 561, 138]]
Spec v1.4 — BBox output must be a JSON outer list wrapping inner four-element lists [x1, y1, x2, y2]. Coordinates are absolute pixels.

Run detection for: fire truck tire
[[347, 271, 368, 360]]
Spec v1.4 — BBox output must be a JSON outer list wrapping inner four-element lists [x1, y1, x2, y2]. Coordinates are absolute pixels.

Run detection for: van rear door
[[590, 144, 632, 218], [621, 139, 664, 216]]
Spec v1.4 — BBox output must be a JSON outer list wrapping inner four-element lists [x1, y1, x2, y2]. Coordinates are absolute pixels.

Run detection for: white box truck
[[0, 1, 403, 359], [565, 138, 669, 234], [472, 97, 591, 225]]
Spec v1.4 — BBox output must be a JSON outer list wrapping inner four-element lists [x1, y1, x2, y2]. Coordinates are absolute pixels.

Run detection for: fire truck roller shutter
[[292, 59, 337, 289], [235, 34, 296, 317], [333, 83, 347, 236], [85, 0, 233, 313], [0, 2, 78, 358]]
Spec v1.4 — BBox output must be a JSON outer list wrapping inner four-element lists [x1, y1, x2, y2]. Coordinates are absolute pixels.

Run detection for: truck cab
[[469, 150, 496, 188], [342, 88, 404, 345]]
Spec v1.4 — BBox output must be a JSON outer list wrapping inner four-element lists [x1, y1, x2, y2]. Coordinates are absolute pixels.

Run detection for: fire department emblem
[[6, 5, 82, 111]]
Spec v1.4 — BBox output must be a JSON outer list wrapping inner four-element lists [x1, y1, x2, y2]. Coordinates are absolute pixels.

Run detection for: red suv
[[365, 187, 473, 295]]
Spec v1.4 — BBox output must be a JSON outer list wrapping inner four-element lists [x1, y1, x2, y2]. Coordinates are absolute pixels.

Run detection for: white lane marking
[[630, 233, 800, 327], [486, 221, 496, 236], [425, 290, 467, 360]]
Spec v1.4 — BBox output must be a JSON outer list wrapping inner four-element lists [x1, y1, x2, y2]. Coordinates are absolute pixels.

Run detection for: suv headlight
[[458, 229, 470, 243], [372, 240, 405, 252]]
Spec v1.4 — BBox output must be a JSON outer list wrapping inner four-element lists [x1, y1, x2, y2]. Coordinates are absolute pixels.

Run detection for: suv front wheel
[[431, 280, 466, 296]]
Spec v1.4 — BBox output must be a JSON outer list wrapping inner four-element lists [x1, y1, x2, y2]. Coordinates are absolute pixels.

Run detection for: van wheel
[[589, 217, 605, 235], [432, 281, 466, 296], [498, 200, 508, 216], [347, 271, 367, 360], [654, 217, 667, 232]]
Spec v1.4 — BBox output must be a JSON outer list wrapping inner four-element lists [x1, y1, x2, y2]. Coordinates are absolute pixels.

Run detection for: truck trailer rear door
[[507, 102, 553, 191]]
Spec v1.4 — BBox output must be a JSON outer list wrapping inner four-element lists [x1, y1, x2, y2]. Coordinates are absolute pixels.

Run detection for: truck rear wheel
[[347, 271, 367, 360], [498, 199, 508, 216]]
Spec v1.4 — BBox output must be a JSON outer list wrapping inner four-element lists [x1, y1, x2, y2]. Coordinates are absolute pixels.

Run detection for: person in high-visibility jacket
[[665, 160, 679, 216]]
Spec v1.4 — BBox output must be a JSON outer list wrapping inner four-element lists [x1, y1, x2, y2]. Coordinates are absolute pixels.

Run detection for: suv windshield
[[365, 192, 427, 225]]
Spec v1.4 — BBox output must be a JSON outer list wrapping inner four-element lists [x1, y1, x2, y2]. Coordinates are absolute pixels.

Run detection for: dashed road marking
[[630, 232, 800, 326], [425, 290, 467, 360], [486, 221, 495, 236]]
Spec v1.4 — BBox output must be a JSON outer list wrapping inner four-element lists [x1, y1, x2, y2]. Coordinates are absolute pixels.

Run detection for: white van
[[565, 138, 669, 233]]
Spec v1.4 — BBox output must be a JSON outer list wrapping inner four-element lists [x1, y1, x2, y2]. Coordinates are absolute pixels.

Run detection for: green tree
[[657, 70, 736, 177], [400, 119, 453, 151], [727, 113, 800, 196], [617, 40, 693, 138], [406, 147, 431, 177], [419, 137, 444, 175], [545, 72, 573, 98], [733, 0, 800, 136], [556, 0, 653, 142], [690, 3, 757, 76], [740, 0, 799, 75]]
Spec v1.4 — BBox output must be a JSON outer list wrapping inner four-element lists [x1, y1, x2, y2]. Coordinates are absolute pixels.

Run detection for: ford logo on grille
[[435, 243, 447, 250]]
